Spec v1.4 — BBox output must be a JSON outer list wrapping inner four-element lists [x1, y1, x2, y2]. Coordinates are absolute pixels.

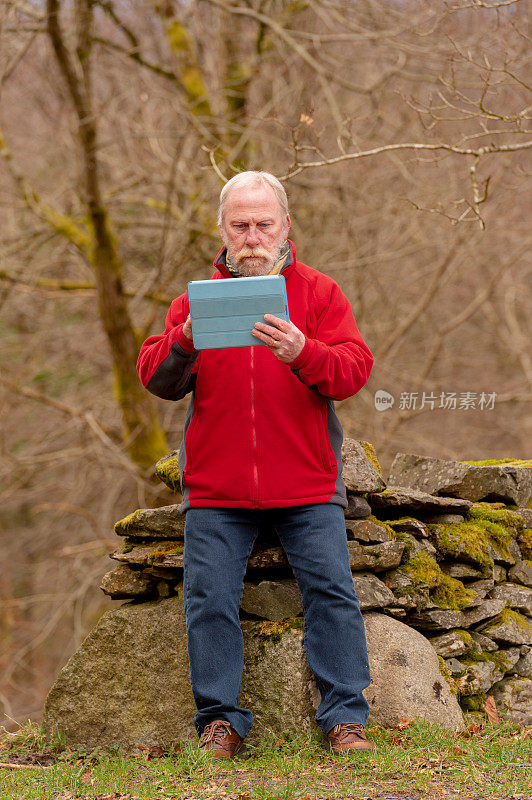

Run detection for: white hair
[[217, 170, 289, 227]]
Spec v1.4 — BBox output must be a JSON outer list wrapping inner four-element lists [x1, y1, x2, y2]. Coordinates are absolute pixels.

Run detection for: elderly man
[[137, 171, 375, 758]]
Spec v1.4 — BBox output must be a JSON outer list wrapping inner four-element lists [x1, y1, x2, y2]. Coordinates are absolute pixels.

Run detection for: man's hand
[[183, 313, 193, 342], [251, 314, 305, 363]]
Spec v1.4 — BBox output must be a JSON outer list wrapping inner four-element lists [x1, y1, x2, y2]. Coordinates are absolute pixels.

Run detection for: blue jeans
[[182, 503, 371, 739]]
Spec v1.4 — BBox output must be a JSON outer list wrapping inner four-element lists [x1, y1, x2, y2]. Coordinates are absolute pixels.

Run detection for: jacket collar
[[213, 239, 296, 279]]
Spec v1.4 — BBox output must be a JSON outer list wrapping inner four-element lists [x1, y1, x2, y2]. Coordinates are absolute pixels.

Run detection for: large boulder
[[388, 454, 532, 506], [362, 613, 464, 730], [42, 594, 196, 752], [42, 598, 464, 752]]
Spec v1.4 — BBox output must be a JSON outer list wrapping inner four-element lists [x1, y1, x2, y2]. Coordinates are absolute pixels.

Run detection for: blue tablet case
[[187, 275, 290, 350]]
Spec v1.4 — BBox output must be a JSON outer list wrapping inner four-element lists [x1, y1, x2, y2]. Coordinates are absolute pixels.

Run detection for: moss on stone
[[120, 541, 135, 554], [146, 542, 184, 565], [154, 455, 181, 493], [466, 505, 524, 534], [390, 531, 418, 561], [518, 528, 532, 560], [496, 608, 531, 634], [359, 441, 383, 477], [460, 693, 487, 712], [402, 552, 443, 589], [114, 509, 145, 536], [454, 630, 475, 649], [428, 521, 494, 569], [366, 515, 396, 538], [250, 617, 304, 645], [384, 516, 426, 527], [459, 458, 532, 466], [438, 656, 459, 697], [431, 574, 476, 610]]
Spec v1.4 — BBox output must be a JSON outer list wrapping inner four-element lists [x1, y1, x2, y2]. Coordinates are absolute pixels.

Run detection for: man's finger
[[263, 314, 291, 331], [254, 321, 284, 338]]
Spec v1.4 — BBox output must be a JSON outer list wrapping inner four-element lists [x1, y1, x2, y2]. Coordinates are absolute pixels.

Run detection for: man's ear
[[285, 214, 291, 236]]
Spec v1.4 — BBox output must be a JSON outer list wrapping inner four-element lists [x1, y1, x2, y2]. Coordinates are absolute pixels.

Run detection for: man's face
[[220, 184, 291, 276]]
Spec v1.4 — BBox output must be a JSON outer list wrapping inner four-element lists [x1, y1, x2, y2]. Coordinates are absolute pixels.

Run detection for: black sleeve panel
[[290, 366, 323, 397], [146, 342, 199, 401]]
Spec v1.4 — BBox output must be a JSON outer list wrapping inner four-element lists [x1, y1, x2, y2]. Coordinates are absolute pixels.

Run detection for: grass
[[0, 717, 531, 800]]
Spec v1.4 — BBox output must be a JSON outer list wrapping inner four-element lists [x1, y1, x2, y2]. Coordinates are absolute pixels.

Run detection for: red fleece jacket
[[137, 241, 374, 510]]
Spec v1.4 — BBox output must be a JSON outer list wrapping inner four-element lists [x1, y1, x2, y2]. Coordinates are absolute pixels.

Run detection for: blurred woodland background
[[0, 0, 530, 730]]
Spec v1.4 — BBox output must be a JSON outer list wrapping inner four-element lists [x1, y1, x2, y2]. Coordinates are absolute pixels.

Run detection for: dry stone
[[493, 565, 507, 583], [462, 599, 506, 627], [362, 613, 464, 730], [466, 579, 495, 606], [508, 561, 532, 588], [111, 541, 184, 569], [488, 677, 532, 725], [100, 566, 155, 599], [490, 583, 532, 615], [407, 608, 466, 632], [241, 580, 302, 621], [347, 540, 404, 572], [388, 454, 532, 506], [114, 505, 185, 539], [490, 542, 516, 568], [469, 631, 498, 652], [511, 647, 532, 678], [345, 519, 391, 543], [154, 450, 181, 492], [341, 440, 386, 493], [440, 563, 485, 580], [428, 630, 473, 658], [384, 518, 429, 538], [445, 658, 464, 674], [478, 611, 532, 646], [367, 487, 472, 514], [458, 662, 505, 696], [344, 494, 372, 519], [352, 573, 395, 610]]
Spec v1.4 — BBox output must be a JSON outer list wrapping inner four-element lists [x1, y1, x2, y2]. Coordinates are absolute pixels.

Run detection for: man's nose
[[245, 226, 260, 247]]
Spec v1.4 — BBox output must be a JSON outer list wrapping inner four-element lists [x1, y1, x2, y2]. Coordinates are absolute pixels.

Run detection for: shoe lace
[[333, 723, 365, 740], [200, 720, 233, 745]]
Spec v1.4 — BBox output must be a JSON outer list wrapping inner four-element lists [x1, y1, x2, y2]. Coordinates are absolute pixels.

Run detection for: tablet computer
[[187, 274, 290, 350]]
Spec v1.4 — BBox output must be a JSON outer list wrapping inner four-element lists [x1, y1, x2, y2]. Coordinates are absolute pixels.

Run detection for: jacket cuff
[[288, 336, 316, 370], [173, 323, 197, 354]]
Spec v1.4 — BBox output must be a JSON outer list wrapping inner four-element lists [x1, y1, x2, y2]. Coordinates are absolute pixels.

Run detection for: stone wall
[[42, 442, 532, 750]]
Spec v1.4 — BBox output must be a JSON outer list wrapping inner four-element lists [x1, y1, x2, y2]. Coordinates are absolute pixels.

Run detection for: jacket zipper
[[250, 347, 259, 504]]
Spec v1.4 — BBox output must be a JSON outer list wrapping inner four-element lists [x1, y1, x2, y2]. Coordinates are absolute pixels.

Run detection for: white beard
[[225, 239, 286, 277]]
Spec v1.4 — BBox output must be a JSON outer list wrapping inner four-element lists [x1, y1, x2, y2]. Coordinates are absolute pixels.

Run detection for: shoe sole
[[201, 742, 250, 760]]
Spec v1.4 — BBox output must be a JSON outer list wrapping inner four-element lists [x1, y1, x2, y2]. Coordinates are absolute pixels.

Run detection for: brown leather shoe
[[198, 719, 245, 759], [326, 723, 374, 753]]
